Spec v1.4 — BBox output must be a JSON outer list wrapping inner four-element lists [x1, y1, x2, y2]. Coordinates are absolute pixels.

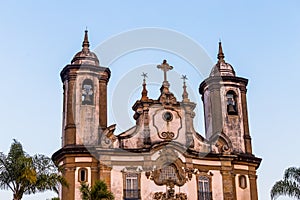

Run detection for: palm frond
[[0, 140, 68, 198], [80, 180, 114, 200], [271, 179, 300, 200], [284, 167, 300, 186], [80, 182, 91, 200]]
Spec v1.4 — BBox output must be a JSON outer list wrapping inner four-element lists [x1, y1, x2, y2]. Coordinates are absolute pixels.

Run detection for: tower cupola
[[210, 42, 236, 77], [71, 30, 100, 66]]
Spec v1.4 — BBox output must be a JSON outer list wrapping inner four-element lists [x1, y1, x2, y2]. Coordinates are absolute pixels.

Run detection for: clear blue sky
[[0, 1, 299, 199]]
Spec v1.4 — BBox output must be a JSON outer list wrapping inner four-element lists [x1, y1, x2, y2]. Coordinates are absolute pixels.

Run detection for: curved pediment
[[209, 132, 233, 154]]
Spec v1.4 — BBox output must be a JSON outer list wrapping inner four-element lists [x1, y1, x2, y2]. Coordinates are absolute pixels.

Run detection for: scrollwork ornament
[[222, 144, 230, 152], [160, 131, 175, 140]]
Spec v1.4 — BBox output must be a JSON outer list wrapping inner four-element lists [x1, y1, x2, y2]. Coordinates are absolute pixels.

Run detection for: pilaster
[[248, 166, 258, 200], [100, 164, 112, 191], [61, 161, 76, 200], [98, 75, 108, 129], [220, 157, 236, 200], [91, 158, 100, 186], [209, 83, 223, 136], [240, 86, 253, 154], [64, 71, 77, 146]]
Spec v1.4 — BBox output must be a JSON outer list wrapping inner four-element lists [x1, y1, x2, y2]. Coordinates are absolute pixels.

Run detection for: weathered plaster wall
[[111, 167, 124, 200], [211, 170, 224, 199], [75, 73, 100, 145], [203, 90, 212, 139], [235, 174, 251, 200], [74, 166, 91, 200]]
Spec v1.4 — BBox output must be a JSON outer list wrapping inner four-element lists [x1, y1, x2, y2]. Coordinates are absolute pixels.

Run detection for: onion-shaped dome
[[71, 30, 99, 66], [210, 42, 235, 77]]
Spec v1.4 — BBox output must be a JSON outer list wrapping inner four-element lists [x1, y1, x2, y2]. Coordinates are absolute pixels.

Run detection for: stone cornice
[[199, 76, 248, 95], [60, 64, 111, 82], [52, 145, 95, 163]]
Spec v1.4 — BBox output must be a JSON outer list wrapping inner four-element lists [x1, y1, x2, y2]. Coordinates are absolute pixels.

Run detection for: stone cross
[[157, 60, 173, 83]]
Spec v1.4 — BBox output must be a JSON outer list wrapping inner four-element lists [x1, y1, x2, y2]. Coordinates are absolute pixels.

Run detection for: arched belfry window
[[226, 91, 238, 115], [82, 79, 94, 105]]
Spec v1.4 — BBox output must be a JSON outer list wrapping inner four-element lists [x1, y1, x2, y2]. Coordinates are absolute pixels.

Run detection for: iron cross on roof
[[157, 60, 173, 83], [181, 75, 188, 83], [141, 72, 148, 79], [141, 72, 148, 84]]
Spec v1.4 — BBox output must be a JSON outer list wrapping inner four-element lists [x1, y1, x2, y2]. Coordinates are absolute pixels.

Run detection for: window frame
[[123, 172, 141, 200], [78, 168, 88, 183], [197, 174, 212, 200]]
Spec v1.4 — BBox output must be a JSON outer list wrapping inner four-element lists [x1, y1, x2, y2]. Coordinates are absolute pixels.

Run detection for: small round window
[[163, 111, 173, 122]]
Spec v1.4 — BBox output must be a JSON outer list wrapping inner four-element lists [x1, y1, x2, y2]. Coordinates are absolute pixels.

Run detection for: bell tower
[[60, 30, 110, 147], [52, 30, 111, 200], [199, 42, 252, 154]]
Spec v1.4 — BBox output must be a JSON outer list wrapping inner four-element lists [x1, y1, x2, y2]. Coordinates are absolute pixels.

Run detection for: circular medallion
[[163, 111, 173, 122]]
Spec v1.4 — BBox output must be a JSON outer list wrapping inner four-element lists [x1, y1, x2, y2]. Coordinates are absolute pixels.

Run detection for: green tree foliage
[[0, 140, 67, 200], [80, 180, 114, 200], [271, 167, 300, 199]]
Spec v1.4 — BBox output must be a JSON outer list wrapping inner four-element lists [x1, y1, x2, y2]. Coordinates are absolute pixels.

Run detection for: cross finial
[[82, 29, 90, 54], [217, 41, 225, 62], [157, 60, 173, 87], [181, 75, 189, 102], [141, 72, 148, 100], [141, 72, 148, 83], [181, 75, 188, 83]]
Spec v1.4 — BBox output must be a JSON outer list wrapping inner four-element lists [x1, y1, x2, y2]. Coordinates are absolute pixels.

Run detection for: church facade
[[52, 31, 261, 200]]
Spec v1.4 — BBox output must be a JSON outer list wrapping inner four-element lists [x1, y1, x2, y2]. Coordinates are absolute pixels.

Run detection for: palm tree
[[271, 167, 300, 199], [80, 180, 114, 200], [0, 139, 67, 200]]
